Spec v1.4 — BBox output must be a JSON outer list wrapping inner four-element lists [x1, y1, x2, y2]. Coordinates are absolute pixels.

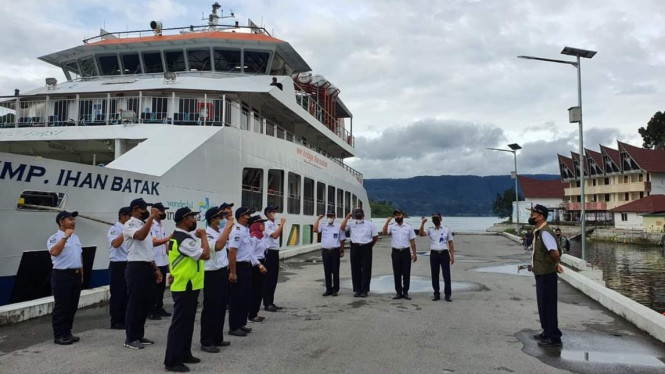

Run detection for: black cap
[[153, 202, 169, 211], [118, 206, 131, 217], [219, 202, 234, 211], [432, 212, 442, 218], [353, 208, 364, 215], [130, 198, 152, 210], [174, 207, 198, 223], [205, 207, 224, 222], [528, 204, 549, 219], [235, 207, 256, 220], [393, 209, 403, 215], [326, 209, 335, 216], [56, 210, 78, 224], [264, 206, 278, 215], [248, 214, 267, 225]]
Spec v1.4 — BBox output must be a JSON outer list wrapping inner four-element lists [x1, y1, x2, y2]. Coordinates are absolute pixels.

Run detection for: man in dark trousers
[[341, 208, 378, 298], [314, 210, 346, 296], [528, 204, 564, 347], [149, 202, 172, 320], [228, 207, 256, 336], [419, 213, 454, 301], [382, 209, 417, 300], [263, 206, 286, 312], [122, 198, 163, 350], [164, 207, 210, 372], [107, 206, 131, 329], [47, 210, 83, 345]]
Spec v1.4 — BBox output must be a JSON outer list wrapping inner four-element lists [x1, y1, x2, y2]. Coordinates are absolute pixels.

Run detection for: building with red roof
[[514, 176, 566, 223]]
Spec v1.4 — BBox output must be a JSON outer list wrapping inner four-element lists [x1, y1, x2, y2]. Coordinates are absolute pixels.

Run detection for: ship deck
[[1, 235, 664, 373]]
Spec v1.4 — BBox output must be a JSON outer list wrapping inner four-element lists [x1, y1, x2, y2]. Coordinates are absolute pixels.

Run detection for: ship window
[[352, 194, 357, 210], [97, 55, 121, 75], [344, 191, 351, 216], [63, 61, 81, 80], [316, 182, 326, 216], [336, 189, 343, 218], [242, 168, 263, 210], [142, 51, 164, 73], [268, 169, 284, 212], [327, 185, 335, 213], [303, 177, 314, 216], [122, 53, 142, 74], [78, 56, 98, 77], [165, 50, 187, 72], [53, 100, 69, 124], [213, 48, 241, 72], [288, 172, 301, 214], [269, 53, 294, 76], [187, 49, 212, 71], [17, 191, 67, 210], [244, 51, 270, 74], [302, 224, 313, 245]]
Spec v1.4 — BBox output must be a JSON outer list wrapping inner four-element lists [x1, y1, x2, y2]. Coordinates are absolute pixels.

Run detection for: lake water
[[370, 216, 502, 233]]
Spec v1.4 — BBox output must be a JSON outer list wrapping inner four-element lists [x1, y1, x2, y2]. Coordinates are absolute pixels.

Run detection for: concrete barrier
[[0, 244, 322, 326]]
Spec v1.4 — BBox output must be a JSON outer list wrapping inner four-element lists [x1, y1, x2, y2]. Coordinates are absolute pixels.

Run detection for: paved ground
[[1, 234, 665, 374]]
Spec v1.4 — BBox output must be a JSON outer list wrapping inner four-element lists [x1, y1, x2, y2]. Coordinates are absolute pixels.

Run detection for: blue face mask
[[219, 218, 227, 227]]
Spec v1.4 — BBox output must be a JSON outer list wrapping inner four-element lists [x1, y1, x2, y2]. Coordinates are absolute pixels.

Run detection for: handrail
[[82, 24, 272, 44]]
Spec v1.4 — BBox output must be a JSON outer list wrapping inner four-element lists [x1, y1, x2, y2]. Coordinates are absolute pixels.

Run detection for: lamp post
[[487, 143, 521, 233], [517, 46, 597, 261]]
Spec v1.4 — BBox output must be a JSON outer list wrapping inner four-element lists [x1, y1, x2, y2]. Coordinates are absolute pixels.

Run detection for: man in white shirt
[[263, 206, 286, 312], [341, 208, 378, 298], [149, 202, 172, 320], [47, 210, 83, 345], [382, 209, 417, 300], [107, 206, 131, 329], [419, 213, 454, 301], [122, 198, 163, 350], [314, 210, 346, 296]]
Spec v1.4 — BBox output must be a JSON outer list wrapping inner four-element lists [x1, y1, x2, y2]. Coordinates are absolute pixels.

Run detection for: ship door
[[197, 102, 213, 120]]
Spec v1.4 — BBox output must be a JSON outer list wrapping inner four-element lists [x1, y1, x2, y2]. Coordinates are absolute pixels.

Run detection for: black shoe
[[332, 292, 339, 296], [240, 326, 252, 333], [402, 293, 412, 300], [270, 304, 283, 310], [445, 296, 452, 302], [201, 345, 220, 353], [165, 364, 190, 372], [360, 292, 368, 298], [54, 337, 73, 345], [533, 332, 546, 340], [249, 316, 265, 323], [392, 293, 402, 300], [138, 338, 154, 345], [183, 356, 201, 364], [158, 308, 172, 317], [432, 295, 441, 301], [215, 341, 231, 347], [353, 292, 361, 298], [228, 329, 247, 337], [148, 314, 162, 320], [124, 340, 145, 350], [110, 322, 125, 330], [538, 339, 562, 347], [322, 291, 332, 296], [264, 305, 278, 312], [67, 335, 80, 343]]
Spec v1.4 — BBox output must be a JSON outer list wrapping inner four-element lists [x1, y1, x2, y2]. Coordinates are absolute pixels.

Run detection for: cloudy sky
[[0, 0, 662, 178]]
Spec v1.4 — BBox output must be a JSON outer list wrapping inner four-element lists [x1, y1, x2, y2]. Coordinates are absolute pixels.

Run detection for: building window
[[621, 213, 628, 222], [287, 172, 301, 214], [624, 192, 629, 201], [592, 179, 597, 186], [605, 194, 610, 202], [303, 177, 314, 216], [242, 168, 263, 210], [604, 178, 609, 185], [640, 191, 644, 199]]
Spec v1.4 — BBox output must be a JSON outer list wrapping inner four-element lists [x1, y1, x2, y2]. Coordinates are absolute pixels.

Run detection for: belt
[[236, 261, 251, 267], [392, 247, 410, 251], [267, 248, 280, 251], [53, 268, 81, 273], [430, 249, 449, 253], [322, 247, 340, 250]]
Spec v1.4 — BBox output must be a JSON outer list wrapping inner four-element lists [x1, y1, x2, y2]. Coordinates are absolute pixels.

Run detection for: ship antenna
[[205, 2, 235, 31]]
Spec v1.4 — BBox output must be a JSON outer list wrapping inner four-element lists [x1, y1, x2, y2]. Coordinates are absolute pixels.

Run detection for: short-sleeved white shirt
[[251, 236, 267, 260], [263, 220, 281, 249], [204, 226, 229, 270], [347, 220, 378, 244], [123, 217, 154, 262], [47, 230, 83, 269], [318, 222, 346, 249], [427, 225, 454, 250], [151, 220, 169, 267], [107, 222, 128, 262], [229, 223, 253, 262], [173, 228, 203, 260], [388, 222, 416, 248]]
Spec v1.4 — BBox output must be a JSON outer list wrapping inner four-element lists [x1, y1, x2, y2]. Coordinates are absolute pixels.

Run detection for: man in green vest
[[527, 204, 563, 348], [164, 207, 211, 372]]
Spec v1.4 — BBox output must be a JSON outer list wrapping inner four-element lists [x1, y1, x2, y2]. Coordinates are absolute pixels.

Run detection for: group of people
[[48, 199, 287, 372]]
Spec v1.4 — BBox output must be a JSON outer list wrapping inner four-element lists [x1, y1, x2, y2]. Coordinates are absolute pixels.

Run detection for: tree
[[491, 188, 522, 220], [369, 200, 398, 217], [638, 111, 665, 149]]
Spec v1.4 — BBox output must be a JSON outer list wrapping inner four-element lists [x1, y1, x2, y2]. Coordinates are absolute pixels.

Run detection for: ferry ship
[[0, 3, 368, 306]]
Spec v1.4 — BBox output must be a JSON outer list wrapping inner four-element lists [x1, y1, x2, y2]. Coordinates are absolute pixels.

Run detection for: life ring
[[197, 102, 213, 119]]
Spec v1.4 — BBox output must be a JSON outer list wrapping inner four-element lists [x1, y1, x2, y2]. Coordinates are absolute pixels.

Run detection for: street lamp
[[487, 143, 521, 233], [518, 46, 597, 261]]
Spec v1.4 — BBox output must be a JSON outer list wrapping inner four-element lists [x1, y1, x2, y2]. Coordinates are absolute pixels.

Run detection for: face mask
[[159, 213, 166, 220], [219, 218, 227, 227], [528, 217, 536, 225], [140, 211, 149, 221], [327, 218, 335, 224], [432, 218, 441, 225], [395, 217, 403, 224], [188, 222, 197, 232]]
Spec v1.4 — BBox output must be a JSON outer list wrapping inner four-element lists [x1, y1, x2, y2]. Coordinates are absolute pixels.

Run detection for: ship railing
[[293, 85, 354, 147]]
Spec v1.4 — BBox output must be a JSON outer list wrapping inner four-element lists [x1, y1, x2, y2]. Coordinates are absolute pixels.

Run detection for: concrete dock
[[1, 234, 665, 373]]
